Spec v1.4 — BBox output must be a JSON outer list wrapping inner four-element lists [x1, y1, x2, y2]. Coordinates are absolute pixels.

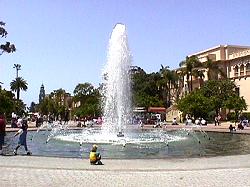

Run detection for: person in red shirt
[[0, 113, 6, 155]]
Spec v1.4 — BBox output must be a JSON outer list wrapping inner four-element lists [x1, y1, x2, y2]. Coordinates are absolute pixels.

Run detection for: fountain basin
[[4, 128, 250, 159]]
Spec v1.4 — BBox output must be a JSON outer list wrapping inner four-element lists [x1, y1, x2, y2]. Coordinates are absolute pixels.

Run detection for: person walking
[[0, 114, 6, 155], [13, 118, 32, 155]]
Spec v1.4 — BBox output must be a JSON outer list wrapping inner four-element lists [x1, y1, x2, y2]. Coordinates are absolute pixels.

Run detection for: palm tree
[[10, 77, 28, 100], [159, 65, 179, 107], [203, 57, 226, 80], [193, 69, 205, 88], [179, 56, 202, 92]]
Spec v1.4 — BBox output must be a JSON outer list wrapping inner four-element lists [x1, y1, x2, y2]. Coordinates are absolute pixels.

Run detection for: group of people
[[184, 117, 207, 126], [229, 118, 249, 133], [194, 118, 207, 126], [0, 113, 31, 156]]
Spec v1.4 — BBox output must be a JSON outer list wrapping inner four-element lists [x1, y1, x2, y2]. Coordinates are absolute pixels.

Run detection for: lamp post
[[13, 64, 21, 78]]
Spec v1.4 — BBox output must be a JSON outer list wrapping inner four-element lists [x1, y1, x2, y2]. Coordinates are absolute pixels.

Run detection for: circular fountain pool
[[4, 128, 250, 159]]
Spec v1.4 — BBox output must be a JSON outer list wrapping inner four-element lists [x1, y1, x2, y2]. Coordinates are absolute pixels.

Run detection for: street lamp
[[13, 64, 21, 78]]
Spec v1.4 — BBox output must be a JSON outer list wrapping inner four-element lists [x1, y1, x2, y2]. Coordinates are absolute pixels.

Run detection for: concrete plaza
[[1, 154, 250, 187]]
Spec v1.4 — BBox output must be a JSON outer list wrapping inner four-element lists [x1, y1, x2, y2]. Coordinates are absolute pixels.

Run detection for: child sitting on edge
[[89, 144, 103, 165]]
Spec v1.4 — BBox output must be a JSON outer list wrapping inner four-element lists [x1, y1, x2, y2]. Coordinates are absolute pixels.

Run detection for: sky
[[1, 0, 250, 106]]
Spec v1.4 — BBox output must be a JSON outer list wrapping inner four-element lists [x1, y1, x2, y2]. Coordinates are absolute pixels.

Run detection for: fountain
[[101, 23, 132, 137], [7, 24, 250, 159], [46, 23, 209, 148], [37, 23, 180, 147]]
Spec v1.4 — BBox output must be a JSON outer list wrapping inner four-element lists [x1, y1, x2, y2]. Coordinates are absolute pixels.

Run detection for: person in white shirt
[[201, 118, 207, 126], [172, 118, 178, 125]]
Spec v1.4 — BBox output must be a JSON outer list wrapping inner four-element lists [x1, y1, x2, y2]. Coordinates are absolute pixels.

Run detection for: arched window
[[246, 63, 250, 75], [234, 66, 238, 77], [240, 64, 244, 76]]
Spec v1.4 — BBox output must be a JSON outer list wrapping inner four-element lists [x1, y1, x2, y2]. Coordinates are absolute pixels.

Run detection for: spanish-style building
[[166, 45, 250, 121]]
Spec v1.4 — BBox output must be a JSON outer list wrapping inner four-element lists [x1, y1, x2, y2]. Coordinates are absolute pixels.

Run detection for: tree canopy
[[131, 68, 164, 108], [10, 77, 28, 100], [0, 89, 15, 115], [0, 21, 16, 55], [177, 79, 247, 120], [73, 83, 101, 117]]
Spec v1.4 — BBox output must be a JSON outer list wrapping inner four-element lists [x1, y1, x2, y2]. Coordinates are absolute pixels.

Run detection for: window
[[235, 87, 240, 96], [240, 65, 244, 76], [234, 66, 238, 77], [246, 63, 250, 75]]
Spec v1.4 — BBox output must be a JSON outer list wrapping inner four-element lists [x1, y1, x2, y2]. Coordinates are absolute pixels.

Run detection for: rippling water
[[4, 129, 250, 159]]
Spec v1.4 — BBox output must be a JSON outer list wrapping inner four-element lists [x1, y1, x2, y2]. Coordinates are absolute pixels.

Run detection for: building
[[166, 45, 250, 121], [39, 84, 45, 103], [50, 89, 73, 109]]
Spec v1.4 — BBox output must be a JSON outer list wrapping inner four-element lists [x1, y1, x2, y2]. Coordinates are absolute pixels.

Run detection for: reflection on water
[[3, 130, 250, 159]]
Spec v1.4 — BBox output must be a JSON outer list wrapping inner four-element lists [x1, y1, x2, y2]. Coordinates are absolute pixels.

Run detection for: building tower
[[39, 84, 45, 103]]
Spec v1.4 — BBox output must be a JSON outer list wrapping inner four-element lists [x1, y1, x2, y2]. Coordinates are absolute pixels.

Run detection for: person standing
[[11, 112, 17, 128], [217, 115, 221, 126], [0, 114, 6, 155], [13, 118, 31, 155], [214, 116, 218, 126], [139, 119, 144, 128], [215, 115, 221, 126]]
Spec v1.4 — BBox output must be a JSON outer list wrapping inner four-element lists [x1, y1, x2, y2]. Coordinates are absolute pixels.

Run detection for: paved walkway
[[1, 154, 250, 187]]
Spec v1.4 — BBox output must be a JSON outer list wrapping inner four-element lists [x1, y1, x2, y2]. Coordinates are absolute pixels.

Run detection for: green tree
[[73, 83, 101, 117], [200, 79, 237, 115], [0, 21, 16, 55], [43, 89, 69, 117], [0, 89, 15, 115], [38, 94, 61, 116], [14, 100, 27, 116], [74, 83, 95, 101], [131, 68, 164, 108], [224, 95, 247, 122], [10, 77, 28, 100], [177, 79, 247, 119], [159, 65, 180, 107], [177, 89, 213, 119]]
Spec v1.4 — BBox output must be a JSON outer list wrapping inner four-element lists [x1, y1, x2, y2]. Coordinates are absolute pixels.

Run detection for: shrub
[[227, 112, 237, 122], [240, 112, 250, 120]]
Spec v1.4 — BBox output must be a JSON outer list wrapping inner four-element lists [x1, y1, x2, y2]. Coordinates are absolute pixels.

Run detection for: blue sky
[[1, 0, 250, 106]]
